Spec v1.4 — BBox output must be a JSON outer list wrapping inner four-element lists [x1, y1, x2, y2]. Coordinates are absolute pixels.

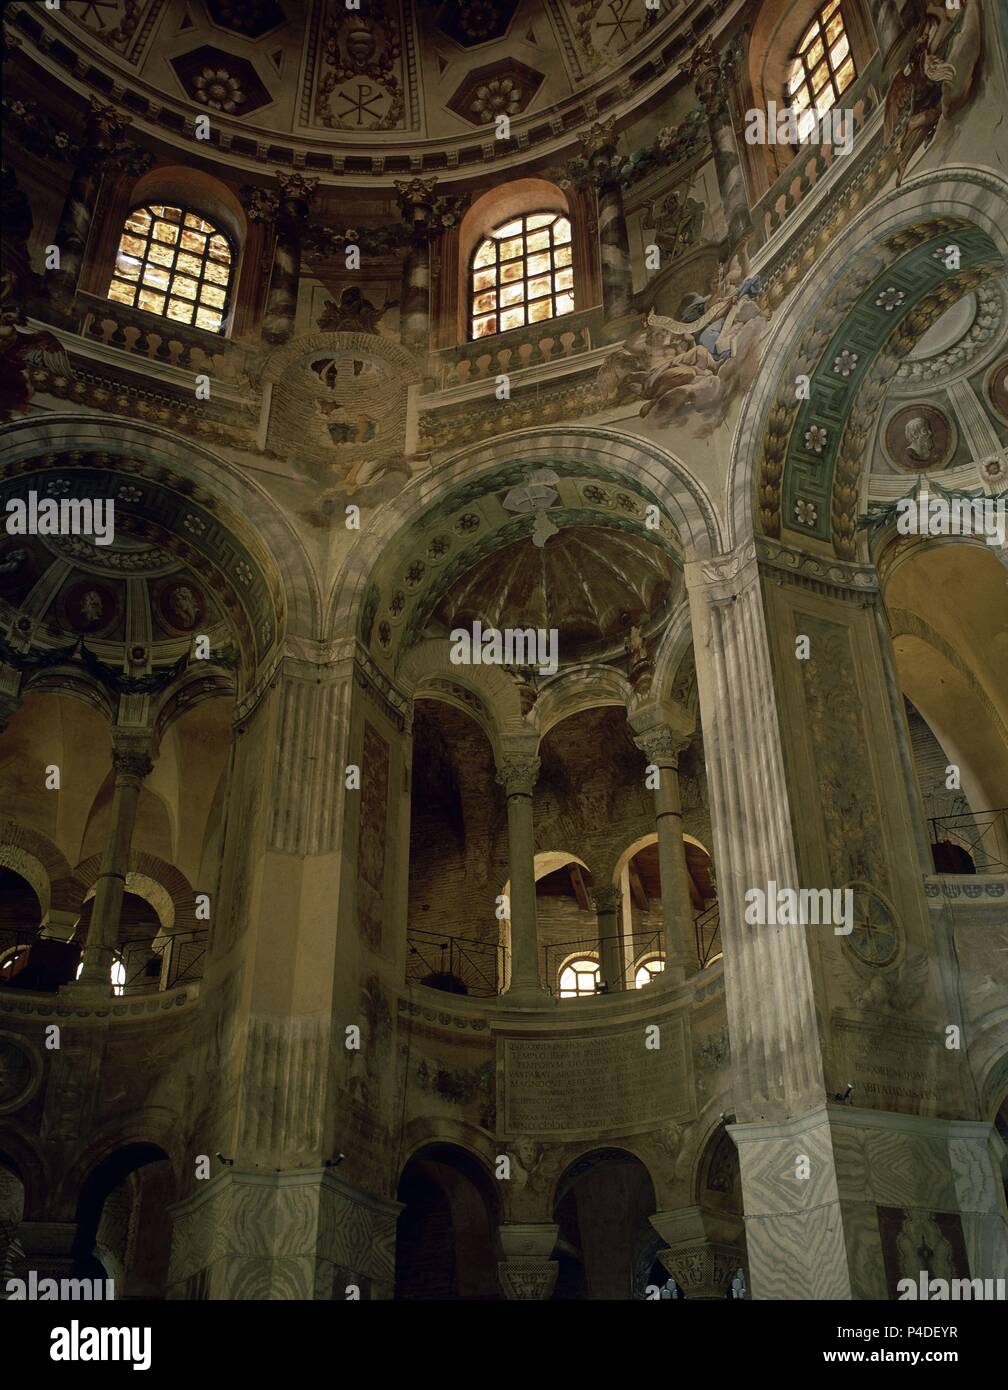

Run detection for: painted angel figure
[[883, 0, 984, 186], [632, 254, 771, 430]]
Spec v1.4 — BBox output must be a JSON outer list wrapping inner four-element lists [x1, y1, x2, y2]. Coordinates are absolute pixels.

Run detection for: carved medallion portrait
[[883, 404, 956, 471], [155, 578, 206, 635], [59, 577, 122, 638]]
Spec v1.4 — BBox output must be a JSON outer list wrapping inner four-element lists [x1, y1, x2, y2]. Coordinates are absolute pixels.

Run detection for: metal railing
[[0, 927, 208, 993], [406, 929, 507, 998], [542, 931, 666, 996], [929, 809, 1008, 874], [695, 903, 722, 968]]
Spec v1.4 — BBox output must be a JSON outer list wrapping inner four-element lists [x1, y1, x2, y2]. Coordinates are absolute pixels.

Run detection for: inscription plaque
[[501, 1016, 692, 1137], [833, 1016, 959, 1111]]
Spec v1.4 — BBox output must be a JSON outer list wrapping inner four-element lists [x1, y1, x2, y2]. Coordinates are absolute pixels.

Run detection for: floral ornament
[[427, 536, 450, 559], [377, 621, 392, 649], [804, 425, 828, 454], [116, 484, 142, 503], [471, 77, 522, 123], [183, 514, 207, 536], [455, 513, 481, 532], [582, 484, 611, 504], [193, 68, 245, 114], [832, 349, 858, 377], [389, 590, 406, 616], [875, 286, 906, 312], [234, 561, 253, 586], [404, 560, 425, 587], [615, 493, 638, 512], [45, 479, 71, 496], [794, 498, 818, 526]]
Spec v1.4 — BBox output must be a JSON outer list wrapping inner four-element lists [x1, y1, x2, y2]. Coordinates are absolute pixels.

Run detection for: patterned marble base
[[166, 1169, 401, 1300]]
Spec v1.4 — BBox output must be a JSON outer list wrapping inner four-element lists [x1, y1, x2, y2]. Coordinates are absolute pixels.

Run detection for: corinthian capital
[[111, 732, 155, 782], [685, 37, 737, 116], [496, 755, 540, 796], [85, 96, 129, 149], [633, 725, 689, 765], [276, 171, 319, 207], [590, 887, 620, 914]]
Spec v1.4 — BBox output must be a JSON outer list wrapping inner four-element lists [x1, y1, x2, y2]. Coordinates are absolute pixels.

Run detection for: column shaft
[[497, 756, 541, 997], [78, 741, 153, 986], [260, 174, 317, 346], [654, 759, 698, 978], [400, 231, 431, 352], [592, 888, 623, 991], [597, 181, 634, 321]]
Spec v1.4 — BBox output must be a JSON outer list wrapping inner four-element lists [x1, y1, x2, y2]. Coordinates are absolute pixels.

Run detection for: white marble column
[[631, 719, 698, 981], [496, 753, 542, 999], [74, 732, 154, 990]]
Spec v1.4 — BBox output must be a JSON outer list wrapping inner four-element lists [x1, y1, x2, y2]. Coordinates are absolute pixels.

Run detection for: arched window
[[469, 211, 574, 340], [634, 955, 665, 989], [107, 204, 234, 334], [785, 0, 856, 138], [558, 955, 599, 999]]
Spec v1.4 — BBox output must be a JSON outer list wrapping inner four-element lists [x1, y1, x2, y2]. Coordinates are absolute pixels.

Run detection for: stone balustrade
[[751, 62, 883, 253], [77, 292, 249, 384], [430, 307, 602, 392]]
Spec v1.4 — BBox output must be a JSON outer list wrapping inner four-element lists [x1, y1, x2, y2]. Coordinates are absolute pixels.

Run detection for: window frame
[[634, 954, 666, 990], [557, 953, 600, 999], [784, 0, 857, 138], [468, 208, 575, 342], [106, 202, 235, 336]]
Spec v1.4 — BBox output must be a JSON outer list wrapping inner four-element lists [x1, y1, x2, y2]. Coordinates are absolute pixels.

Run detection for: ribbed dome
[[432, 526, 679, 657]]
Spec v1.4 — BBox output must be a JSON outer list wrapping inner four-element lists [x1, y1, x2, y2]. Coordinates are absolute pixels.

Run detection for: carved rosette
[[498, 1257, 559, 1300], [657, 1242, 741, 1300], [496, 756, 540, 797]]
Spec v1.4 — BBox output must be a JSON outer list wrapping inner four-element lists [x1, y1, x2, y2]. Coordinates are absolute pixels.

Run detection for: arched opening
[[0, 867, 42, 984], [880, 537, 1008, 872], [406, 699, 506, 997], [395, 1144, 500, 1300], [552, 1148, 658, 1300], [74, 1143, 175, 1298]]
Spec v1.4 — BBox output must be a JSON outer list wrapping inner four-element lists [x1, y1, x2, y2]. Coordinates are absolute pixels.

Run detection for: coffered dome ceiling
[[11, 0, 716, 168]]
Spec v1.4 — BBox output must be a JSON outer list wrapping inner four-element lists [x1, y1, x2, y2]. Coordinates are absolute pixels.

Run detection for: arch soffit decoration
[[327, 426, 723, 667], [399, 638, 526, 755], [728, 170, 1008, 557], [0, 416, 320, 691]]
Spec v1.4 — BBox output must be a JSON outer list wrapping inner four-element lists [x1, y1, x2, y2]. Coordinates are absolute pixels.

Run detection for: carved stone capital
[[276, 171, 318, 208], [578, 115, 618, 160], [496, 756, 540, 797], [84, 96, 129, 151], [111, 733, 155, 782], [685, 38, 737, 117], [633, 725, 689, 766], [590, 887, 620, 915], [498, 1256, 559, 1300], [657, 1241, 741, 1300]]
